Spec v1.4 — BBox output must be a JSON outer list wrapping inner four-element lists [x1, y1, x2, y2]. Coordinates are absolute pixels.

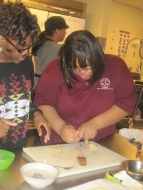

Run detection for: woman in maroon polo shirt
[[34, 30, 136, 146]]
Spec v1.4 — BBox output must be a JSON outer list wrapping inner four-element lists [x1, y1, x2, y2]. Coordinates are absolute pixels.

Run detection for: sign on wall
[[117, 30, 131, 57]]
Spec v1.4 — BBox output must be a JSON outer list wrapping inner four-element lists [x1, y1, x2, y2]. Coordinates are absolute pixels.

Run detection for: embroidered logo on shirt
[[97, 78, 113, 90]]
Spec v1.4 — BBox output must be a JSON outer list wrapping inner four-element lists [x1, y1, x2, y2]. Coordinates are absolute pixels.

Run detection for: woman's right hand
[[59, 125, 80, 143], [0, 118, 17, 138]]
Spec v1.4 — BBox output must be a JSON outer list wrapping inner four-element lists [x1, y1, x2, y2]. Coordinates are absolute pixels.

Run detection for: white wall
[[77, 0, 143, 75], [77, 0, 112, 37], [105, 1, 143, 74]]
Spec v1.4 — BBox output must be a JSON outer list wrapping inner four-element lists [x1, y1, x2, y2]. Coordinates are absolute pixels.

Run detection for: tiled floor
[[27, 120, 143, 147]]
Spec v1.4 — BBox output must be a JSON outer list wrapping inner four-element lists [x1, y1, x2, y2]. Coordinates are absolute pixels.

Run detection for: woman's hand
[[59, 125, 80, 143], [0, 118, 17, 137], [78, 120, 98, 146], [33, 111, 51, 143]]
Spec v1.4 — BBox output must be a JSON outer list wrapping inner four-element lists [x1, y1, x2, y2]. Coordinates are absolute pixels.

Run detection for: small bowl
[[121, 160, 143, 181], [0, 149, 15, 170], [20, 163, 59, 188]]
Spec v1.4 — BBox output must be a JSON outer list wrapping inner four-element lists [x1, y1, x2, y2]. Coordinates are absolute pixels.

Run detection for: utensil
[[106, 171, 122, 183], [121, 160, 143, 181], [77, 131, 87, 148], [79, 140, 86, 148], [76, 146, 86, 166]]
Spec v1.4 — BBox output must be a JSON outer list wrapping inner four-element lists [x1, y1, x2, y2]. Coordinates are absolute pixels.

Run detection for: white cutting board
[[66, 179, 127, 190], [23, 141, 127, 178]]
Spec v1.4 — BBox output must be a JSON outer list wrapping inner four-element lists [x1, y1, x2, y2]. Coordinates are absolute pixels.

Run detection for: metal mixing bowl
[[121, 160, 143, 181]]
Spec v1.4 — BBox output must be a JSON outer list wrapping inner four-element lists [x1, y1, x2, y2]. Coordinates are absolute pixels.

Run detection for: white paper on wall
[[29, 8, 48, 31]]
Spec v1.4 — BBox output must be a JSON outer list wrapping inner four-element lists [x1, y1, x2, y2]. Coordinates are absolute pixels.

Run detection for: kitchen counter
[[0, 133, 140, 190]]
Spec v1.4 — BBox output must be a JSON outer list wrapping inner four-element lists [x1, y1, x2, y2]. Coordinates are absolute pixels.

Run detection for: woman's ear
[[55, 29, 60, 36]]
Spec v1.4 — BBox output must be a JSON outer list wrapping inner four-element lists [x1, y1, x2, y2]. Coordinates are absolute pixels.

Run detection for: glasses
[[71, 66, 92, 72], [1, 34, 32, 53]]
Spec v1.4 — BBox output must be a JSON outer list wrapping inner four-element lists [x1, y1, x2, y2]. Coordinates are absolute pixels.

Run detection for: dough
[[89, 143, 99, 150], [90, 186, 108, 190]]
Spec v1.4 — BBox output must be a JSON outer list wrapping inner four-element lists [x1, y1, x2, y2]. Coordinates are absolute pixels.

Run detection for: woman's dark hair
[[31, 21, 55, 56], [0, 2, 40, 46], [59, 30, 106, 88], [31, 31, 46, 56], [31, 30, 55, 56]]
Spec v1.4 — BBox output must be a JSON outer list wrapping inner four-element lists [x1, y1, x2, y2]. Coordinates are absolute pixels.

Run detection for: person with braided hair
[[31, 16, 69, 88]]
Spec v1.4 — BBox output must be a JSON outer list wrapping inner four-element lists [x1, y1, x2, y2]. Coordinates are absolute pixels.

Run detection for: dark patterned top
[[0, 57, 39, 150]]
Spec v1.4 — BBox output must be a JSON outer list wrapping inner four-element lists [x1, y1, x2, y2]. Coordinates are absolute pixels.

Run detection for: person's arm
[[0, 118, 17, 138], [33, 111, 51, 143], [92, 105, 128, 130], [39, 105, 65, 134], [78, 105, 128, 145], [29, 102, 51, 143], [38, 105, 80, 143]]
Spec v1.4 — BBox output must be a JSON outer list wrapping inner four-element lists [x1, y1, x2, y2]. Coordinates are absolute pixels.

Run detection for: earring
[[0, 45, 3, 53]]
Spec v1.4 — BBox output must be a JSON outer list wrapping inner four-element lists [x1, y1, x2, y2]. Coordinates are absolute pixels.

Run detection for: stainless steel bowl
[[121, 160, 143, 181]]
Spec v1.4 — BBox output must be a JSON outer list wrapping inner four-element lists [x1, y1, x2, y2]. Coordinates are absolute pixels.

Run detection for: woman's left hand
[[78, 120, 97, 146], [33, 111, 51, 143]]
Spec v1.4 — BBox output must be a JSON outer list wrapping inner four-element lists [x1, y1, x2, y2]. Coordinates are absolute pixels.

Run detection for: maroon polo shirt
[[34, 54, 136, 145]]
